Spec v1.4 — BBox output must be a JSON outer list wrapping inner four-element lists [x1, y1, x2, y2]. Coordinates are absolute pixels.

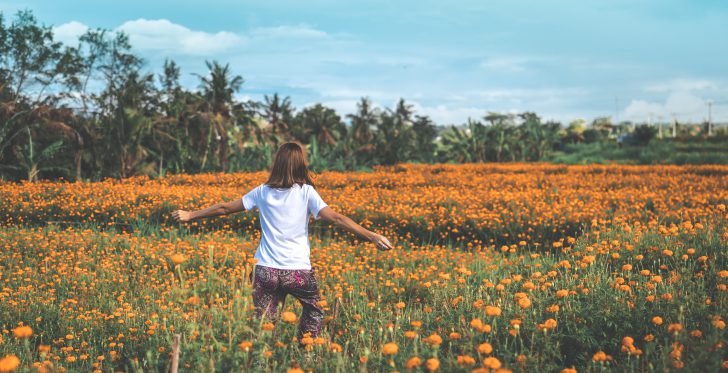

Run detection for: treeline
[[0, 10, 693, 182]]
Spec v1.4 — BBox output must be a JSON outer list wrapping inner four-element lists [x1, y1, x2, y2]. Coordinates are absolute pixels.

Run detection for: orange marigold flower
[[668, 323, 683, 333], [0, 355, 20, 373], [425, 358, 440, 371], [457, 355, 476, 366], [406, 357, 422, 370], [652, 316, 663, 325], [170, 253, 187, 265], [622, 336, 634, 346], [281, 311, 297, 324], [382, 342, 399, 356], [238, 341, 253, 352], [12, 326, 32, 339], [478, 342, 493, 355], [517, 297, 531, 309], [483, 357, 502, 369], [485, 306, 502, 317], [470, 318, 483, 329], [404, 331, 418, 339], [423, 333, 443, 346]]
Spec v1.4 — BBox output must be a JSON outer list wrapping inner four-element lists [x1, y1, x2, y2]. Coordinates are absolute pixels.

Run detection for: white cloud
[[623, 91, 710, 122], [117, 19, 244, 55], [645, 78, 718, 93], [250, 25, 329, 40], [52, 21, 89, 45], [479, 57, 530, 73], [52, 18, 245, 55]]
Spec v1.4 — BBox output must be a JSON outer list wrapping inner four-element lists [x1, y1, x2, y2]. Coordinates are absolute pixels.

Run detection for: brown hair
[[265, 142, 316, 189]]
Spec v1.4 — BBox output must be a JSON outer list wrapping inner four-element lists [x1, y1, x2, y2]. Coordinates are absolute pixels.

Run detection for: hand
[[370, 233, 394, 251], [171, 210, 193, 222]]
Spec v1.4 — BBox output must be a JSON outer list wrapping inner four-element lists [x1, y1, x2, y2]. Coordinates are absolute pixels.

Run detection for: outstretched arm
[[171, 200, 245, 222], [317, 206, 394, 251]]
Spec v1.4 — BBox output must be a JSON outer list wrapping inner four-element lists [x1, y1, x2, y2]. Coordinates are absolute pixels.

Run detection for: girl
[[171, 142, 393, 341]]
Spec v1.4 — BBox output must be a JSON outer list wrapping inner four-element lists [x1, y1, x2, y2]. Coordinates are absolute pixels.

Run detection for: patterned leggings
[[250, 265, 324, 339]]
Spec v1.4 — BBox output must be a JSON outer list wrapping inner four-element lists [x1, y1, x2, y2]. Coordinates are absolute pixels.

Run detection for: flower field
[[1, 164, 727, 372]]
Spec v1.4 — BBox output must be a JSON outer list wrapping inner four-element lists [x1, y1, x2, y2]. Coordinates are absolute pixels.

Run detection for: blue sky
[[2, 0, 727, 125]]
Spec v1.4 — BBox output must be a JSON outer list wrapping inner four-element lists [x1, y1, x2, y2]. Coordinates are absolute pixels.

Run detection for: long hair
[[265, 142, 316, 188]]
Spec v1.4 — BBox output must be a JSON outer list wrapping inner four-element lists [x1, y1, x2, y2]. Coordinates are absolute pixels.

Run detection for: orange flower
[[423, 333, 443, 346], [12, 326, 32, 339], [0, 355, 20, 373], [238, 341, 253, 352], [478, 342, 493, 355], [425, 358, 440, 371], [406, 357, 422, 370], [517, 297, 531, 309], [170, 253, 187, 265], [485, 306, 502, 317], [281, 311, 297, 324], [382, 342, 399, 356], [456, 355, 476, 366], [404, 331, 418, 339], [483, 357, 502, 369]]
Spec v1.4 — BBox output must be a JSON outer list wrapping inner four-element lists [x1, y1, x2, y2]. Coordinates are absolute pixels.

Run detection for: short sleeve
[[307, 185, 328, 220], [242, 185, 260, 211]]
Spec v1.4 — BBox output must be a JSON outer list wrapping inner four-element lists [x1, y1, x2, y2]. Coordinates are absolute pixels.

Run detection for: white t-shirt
[[242, 183, 328, 270]]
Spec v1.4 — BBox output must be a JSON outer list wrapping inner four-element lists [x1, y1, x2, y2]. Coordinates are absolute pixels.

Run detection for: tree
[[374, 98, 418, 165], [0, 10, 84, 180], [194, 60, 245, 172], [412, 115, 438, 162], [438, 119, 487, 163], [292, 103, 343, 148], [631, 124, 658, 146], [346, 97, 379, 163], [483, 112, 515, 162], [261, 93, 294, 146]]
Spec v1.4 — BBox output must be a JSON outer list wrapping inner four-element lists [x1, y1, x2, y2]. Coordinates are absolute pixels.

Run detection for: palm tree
[[261, 93, 294, 146], [194, 60, 244, 172], [293, 104, 342, 147], [483, 112, 515, 162], [346, 97, 379, 162], [437, 119, 487, 163]]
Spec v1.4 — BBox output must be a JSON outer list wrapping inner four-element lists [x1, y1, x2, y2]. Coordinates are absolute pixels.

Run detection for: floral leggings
[[249, 265, 324, 339]]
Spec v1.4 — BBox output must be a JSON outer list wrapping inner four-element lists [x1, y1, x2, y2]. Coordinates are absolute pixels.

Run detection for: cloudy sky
[[2, 0, 727, 125]]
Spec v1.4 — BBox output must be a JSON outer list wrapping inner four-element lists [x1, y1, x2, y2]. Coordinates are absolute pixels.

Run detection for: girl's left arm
[[172, 200, 245, 222]]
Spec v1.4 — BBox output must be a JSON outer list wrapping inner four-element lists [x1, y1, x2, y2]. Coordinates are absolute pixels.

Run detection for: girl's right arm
[[317, 207, 394, 251]]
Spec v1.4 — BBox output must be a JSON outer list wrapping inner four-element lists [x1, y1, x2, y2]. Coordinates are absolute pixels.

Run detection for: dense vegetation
[[2, 10, 726, 182], [1, 164, 726, 372]]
